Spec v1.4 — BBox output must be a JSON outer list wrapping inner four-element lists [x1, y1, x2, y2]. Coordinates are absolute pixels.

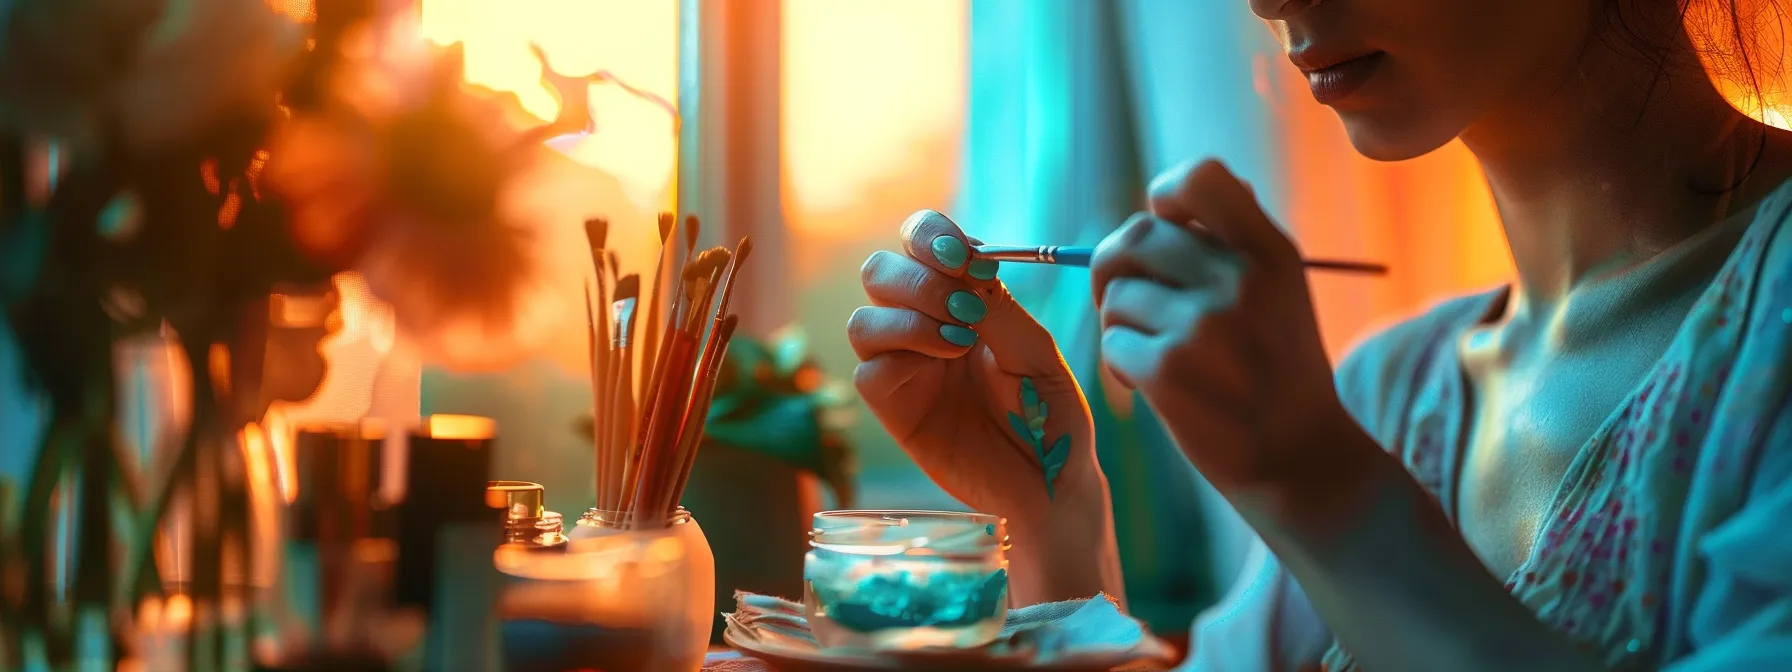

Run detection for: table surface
[[703, 649, 1173, 671]]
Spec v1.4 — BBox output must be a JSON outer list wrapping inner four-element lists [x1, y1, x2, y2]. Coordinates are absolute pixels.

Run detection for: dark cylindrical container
[[395, 414, 502, 671]]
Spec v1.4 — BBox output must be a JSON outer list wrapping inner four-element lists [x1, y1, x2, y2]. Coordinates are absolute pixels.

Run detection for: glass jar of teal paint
[[803, 510, 1010, 651]]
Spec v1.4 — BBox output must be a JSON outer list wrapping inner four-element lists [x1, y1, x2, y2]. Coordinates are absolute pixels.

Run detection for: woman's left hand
[[1092, 159, 1365, 497]]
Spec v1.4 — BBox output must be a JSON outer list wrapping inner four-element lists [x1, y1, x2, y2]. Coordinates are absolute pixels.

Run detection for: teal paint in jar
[[803, 510, 1010, 651]]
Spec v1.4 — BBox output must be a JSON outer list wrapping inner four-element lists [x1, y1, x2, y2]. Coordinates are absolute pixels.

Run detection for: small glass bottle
[[486, 481, 567, 552], [535, 512, 567, 550], [803, 510, 1011, 651]]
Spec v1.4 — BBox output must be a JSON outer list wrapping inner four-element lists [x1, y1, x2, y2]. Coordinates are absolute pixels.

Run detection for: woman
[[847, 0, 1792, 669]]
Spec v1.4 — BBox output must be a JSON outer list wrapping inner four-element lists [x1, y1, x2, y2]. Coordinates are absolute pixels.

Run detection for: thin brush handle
[[668, 273, 723, 433], [602, 342, 623, 509], [661, 367, 718, 517], [611, 340, 636, 511], [972, 245, 1094, 267], [628, 334, 699, 524], [666, 327, 736, 514], [642, 241, 672, 401], [691, 251, 746, 395], [586, 285, 609, 507], [589, 262, 616, 508], [971, 244, 1389, 276], [657, 278, 720, 510], [637, 295, 684, 438]]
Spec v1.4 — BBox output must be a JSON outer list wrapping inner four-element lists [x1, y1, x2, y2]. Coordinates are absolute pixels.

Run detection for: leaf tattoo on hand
[[1008, 377, 1070, 499]]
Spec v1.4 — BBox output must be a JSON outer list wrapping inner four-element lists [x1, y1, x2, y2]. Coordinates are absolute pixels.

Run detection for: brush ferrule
[[973, 245, 1061, 263], [612, 297, 638, 348]]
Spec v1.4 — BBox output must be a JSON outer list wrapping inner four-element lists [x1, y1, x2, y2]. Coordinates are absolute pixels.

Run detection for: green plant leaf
[[1008, 412, 1036, 447], [1019, 377, 1041, 420], [1044, 433, 1069, 461], [1042, 434, 1069, 486], [1014, 377, 1072, 499]]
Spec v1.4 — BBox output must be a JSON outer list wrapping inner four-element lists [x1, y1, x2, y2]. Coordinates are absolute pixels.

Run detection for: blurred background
[[6, 0, 1786, 647], [408, 0, 1519, 638]]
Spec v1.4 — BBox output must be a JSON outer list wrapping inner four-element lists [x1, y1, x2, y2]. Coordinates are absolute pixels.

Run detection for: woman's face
[[1252, 0, 1603, 160]]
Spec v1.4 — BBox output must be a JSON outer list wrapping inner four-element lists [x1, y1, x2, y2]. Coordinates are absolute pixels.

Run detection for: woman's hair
[[1685, 0, 1789, 114], [1606, 1, 1788, 189], [1603, 0, 1787, 116]]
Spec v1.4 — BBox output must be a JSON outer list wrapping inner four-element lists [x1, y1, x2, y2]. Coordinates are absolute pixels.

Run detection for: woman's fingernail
[[967, 259, 999, 280], [930, 235, 968, 269], [947, 291, 987, 324], [939, 324, 978, 347]]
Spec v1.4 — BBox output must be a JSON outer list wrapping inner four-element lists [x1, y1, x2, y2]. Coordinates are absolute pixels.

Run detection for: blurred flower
[[265, 28, 563, 370], [0, 0, 300, 153]]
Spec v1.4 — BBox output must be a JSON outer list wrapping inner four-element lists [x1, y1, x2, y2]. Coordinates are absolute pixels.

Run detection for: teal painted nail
[[939, 324, 978, 347], [947, 291, 987, 324], [931, 235, 968, 269], [967, 258, 999, 280]]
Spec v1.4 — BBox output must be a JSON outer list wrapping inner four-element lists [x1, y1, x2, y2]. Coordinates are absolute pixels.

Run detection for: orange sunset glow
[[257, 0, 1792, 366]]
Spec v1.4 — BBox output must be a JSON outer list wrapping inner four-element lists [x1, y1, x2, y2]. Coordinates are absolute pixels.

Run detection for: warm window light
[[162, 594, 193, 628], [1722, 87, 1792, 130], [780, 0, 967, 231], [544, 83, 677, 211], [266, 0, 316, 23], [418, 0, 679, 211], [421, 414, 497, 440]]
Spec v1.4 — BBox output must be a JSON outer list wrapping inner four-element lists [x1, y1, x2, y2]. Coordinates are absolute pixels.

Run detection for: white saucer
[[722, 629, 1169, 672]]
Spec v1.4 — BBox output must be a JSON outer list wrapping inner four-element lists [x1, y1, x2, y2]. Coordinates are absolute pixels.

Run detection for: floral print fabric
[[1319, 181, 1792, 671]]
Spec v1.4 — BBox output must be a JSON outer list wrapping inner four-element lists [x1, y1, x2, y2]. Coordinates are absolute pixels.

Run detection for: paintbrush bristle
[[685, 214, 701, 251], [719, 313, 739, 339], [657, 212, 675, 243], [607, 251, 621, 281], [584, 218, 609, 250], [679, 248, 728, 282], [703, 247, 732, 271], [733, 236, 753, 266], [680, 260, 701, 284], [615, 274, 641, 301]]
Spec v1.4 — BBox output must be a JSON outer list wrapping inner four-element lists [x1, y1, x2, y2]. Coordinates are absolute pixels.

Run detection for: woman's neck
[[1459, 22, 1784, 306]]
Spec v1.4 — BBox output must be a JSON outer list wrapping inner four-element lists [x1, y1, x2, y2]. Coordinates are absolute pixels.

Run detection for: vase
[[502, 507, 714, 671]]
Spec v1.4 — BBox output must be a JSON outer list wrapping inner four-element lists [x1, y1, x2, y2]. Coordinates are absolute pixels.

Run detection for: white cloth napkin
[[710, 591, 1176, 670]]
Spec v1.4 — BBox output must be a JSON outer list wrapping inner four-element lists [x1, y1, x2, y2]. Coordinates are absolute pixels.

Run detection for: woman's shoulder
[[1734, 175, 1792, 325]]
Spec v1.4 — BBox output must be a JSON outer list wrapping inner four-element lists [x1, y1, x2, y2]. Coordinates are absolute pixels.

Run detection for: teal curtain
[[956, 0, 1283, 633], [0, 315, 46, 492]]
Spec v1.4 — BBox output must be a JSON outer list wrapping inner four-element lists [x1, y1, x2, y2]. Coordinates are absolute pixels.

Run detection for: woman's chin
[[1336, 111, 1461, 163]]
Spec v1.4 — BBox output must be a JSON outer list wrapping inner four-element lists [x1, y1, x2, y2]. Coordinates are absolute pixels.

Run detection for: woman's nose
[[1249, 0, 1319, 21]]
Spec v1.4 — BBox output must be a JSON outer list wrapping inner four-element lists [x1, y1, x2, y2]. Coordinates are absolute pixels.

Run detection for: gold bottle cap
[[486, 481, 544, 523]]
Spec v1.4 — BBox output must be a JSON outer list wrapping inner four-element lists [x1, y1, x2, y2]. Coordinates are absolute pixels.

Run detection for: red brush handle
[[627, 334, 699, 519]]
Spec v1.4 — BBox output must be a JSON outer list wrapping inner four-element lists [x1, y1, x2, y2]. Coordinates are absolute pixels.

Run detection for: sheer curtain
[[957, 0, 1515, 635], [957, 0, 1288, 634]]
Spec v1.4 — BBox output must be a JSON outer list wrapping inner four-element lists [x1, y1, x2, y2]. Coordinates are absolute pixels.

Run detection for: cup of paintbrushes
[[495, 520, 709, 672], [571, 213, 753, 665]]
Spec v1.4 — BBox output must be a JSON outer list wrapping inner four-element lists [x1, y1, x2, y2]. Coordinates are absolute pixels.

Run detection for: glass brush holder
[[803, 510, 1011, 651], [497, 508, 714, 671]]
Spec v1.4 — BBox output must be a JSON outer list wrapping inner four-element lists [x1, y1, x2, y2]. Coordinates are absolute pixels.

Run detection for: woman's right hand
[[848, 210, 1123, 604]]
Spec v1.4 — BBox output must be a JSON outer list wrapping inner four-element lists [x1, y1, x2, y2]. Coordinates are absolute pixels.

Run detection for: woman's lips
[[1300, 51, 1386, 105]]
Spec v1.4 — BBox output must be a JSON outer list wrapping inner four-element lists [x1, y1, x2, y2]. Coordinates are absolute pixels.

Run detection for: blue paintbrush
[[971, 244, 1388, 276]]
